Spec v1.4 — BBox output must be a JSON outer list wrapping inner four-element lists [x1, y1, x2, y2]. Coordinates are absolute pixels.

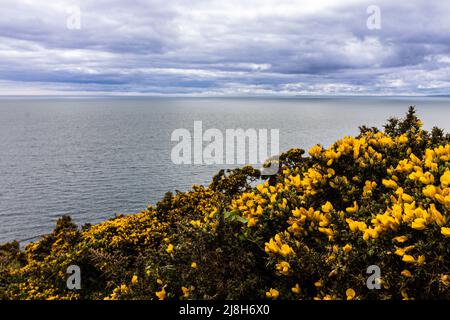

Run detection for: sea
[[1, 96, 450, 243]]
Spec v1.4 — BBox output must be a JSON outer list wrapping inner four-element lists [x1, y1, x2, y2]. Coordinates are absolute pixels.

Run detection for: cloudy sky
[[1, 0, 450, 96]]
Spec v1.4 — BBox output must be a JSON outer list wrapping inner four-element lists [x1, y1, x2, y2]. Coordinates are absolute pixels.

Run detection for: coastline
[[2, 107, 449, 300]]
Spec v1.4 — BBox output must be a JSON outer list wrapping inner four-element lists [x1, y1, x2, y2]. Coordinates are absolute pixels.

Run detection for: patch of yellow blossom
[[265, 233, 295, 257], [230, 180, 290, 227]]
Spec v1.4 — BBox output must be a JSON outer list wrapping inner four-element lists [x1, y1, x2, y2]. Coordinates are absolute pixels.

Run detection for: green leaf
[[236, 215, 248, 224]]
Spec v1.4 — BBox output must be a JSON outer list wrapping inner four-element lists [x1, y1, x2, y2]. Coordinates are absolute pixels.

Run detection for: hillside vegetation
[[1, 107, 450, 300]]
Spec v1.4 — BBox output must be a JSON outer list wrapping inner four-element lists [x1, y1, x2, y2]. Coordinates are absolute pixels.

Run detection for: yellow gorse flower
[[401, 270, 412, 277], [411, 218, 427, 230], [181, 286, 190, 298], [441, 227, 450, 237], [346, 288, 356, 300], [382, 179, 398, 189], [266, 288, 279, 299], [166, 243, 174, 254], [314, 280, 324, 288], [309, 144, 323, 157], [440, 170, 450, 187], [291, 283, 301, 294], [343, 244, 352, 253], [321, 201, 333, 213], [155, 288, 166, 300], [393, 236, 408, 243], [276, 261, 291, 275], [345, 201, 358, 214], [398, 134, 408, 144], [440, 275, 450, 286]]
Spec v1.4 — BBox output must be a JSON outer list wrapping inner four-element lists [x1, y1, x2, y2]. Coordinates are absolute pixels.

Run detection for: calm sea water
[[1, 96, 450, 243]]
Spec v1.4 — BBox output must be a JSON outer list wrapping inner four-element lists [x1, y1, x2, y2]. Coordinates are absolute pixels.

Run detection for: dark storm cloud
[[0, 0, 449, 95]]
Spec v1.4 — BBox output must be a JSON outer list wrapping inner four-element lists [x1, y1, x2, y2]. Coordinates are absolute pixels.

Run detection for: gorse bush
[[1, 107, 450, 300]]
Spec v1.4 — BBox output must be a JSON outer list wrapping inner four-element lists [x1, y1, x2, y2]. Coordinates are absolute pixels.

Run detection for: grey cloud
[[0, 0, 449, 95]]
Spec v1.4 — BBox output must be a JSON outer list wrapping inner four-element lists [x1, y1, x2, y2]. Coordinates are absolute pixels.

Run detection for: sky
[[0, 0, 450, 96]]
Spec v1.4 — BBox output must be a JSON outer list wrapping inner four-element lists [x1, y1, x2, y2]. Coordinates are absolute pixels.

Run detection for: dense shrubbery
[[1, 107, 450, 300]]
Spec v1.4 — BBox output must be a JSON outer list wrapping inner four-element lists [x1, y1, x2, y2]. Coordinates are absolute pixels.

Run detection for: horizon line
[[1, 93, 449, 99]]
